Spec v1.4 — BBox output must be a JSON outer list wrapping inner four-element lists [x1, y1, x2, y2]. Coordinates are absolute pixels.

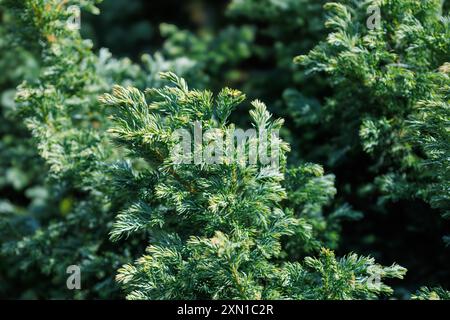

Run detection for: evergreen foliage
[[412, 286, 450, 300], [0, 0, 448, 300], [297, 0, 449, 241], [0, 0, 203, 298], [101, 73, 405, 299]]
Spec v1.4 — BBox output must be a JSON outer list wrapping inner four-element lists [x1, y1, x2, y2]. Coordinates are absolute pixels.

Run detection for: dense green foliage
[[0, 0, 448, 300], [102, 73, 405, 299], [297, 0, 449, 211], [296, 0, 450, 291]]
